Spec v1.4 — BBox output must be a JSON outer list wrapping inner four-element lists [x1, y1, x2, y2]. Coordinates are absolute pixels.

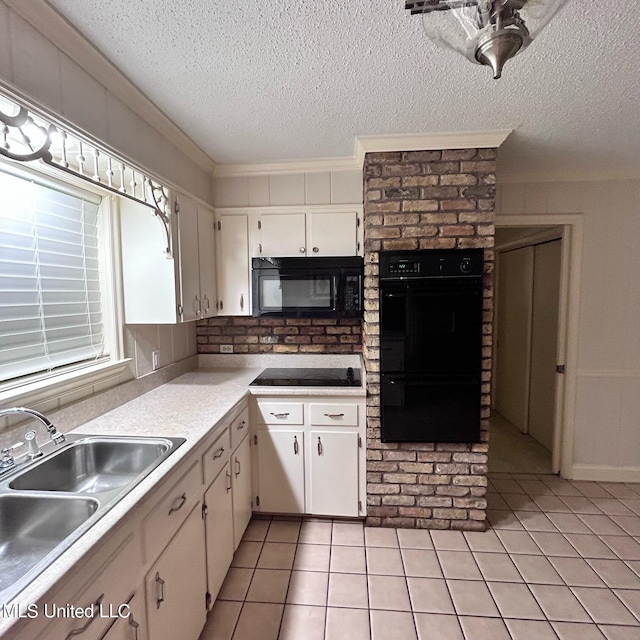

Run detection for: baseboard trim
[[570, 464, 640, 483]]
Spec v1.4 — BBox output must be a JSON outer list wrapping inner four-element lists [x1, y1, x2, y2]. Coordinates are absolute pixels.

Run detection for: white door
[[308, 430, 359, 517], [204, 463, 234, 604], [176, 195, 201, 322], [259, 213, 306, 256], [197, 207, 216, 319], [145, 504, 207, 640], [256, 429, 305, 513], [232, 435, 252, 549], [307, 211, 358, 256], [217, 214, 250, 315], [528, 240, 562, 451], [495, 246, 534, 432]]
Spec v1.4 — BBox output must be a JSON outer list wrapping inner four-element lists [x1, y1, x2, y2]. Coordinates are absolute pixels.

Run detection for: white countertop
[[1, 360, 364, 636]]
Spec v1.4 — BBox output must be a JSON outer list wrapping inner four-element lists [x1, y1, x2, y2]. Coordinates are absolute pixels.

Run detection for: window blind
[[0, 169, 105, 385]]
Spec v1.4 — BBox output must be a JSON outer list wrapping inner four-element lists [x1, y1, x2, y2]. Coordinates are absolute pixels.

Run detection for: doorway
[[491, 226, 564, 474]]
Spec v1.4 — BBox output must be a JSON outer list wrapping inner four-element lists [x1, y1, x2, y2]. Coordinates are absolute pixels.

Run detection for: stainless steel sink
[[0, 434, 185, 604], [10, 438, 173, 493], [0, 495, 98, 594]]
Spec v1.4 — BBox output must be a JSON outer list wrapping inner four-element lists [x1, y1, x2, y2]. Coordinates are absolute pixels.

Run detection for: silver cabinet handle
[[237, 420, 247, 431], [64, 594, 104, 639], [193, 295, 201, 317], [235, 458, 241, 477], [155, 572, 165, 609], [293, 435, 299, 455], [203, 295, 210, 313], [270, 412, 290, 418], [299, 247, 305, 253], [226, 470, 232, 492], [213, 446, 225, 459], [317, 436, 323, 456], [168, 492, 187, 515], [128, 612, 140, 640], [323, 413, 345, 419], [240, 293, 244, 311], [312, 247, 319, 253]]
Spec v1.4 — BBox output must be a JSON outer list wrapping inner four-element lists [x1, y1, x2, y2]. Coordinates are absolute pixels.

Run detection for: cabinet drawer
[[310, 403, 359, 426], [230, 406, 249, 450], [143, 460, 201, 562], [255, 401, 304, 425], [41, 535, 139, 640], [203, 427, 231, 487]]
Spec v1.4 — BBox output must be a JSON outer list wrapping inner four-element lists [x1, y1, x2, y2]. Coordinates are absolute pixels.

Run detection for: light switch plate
[[152, 350, 160, 370]]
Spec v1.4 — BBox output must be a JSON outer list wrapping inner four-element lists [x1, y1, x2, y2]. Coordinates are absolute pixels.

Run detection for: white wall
[[497, 179, 640, 479]]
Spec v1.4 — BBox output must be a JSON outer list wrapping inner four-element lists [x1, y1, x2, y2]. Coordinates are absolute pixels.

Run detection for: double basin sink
[[0, 434, 185, 604]]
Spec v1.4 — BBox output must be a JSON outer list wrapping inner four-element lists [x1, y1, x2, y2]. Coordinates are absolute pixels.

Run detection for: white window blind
[[0, 168, 105, 385]]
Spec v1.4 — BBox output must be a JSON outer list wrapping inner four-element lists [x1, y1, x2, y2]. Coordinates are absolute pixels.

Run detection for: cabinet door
[[307, 211, 358, 256], [145, 503, 207, 640], [256, 429, 305, 513], [217, 214, 250, 315], [259, 213, 306, 256], [101, 592, 146, 640], [308, 430, 359, 517], [232, 434, 252, 549], [198, 207, 217, 319], [176, 194, 201, 322], [204, 463, 234, 604]]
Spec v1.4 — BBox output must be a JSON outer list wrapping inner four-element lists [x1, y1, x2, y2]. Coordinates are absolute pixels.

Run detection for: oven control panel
[[380, 249, 483, 278]]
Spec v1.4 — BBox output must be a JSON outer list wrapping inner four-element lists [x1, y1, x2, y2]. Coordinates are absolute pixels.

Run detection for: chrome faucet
[[0, 407, 66, 445]]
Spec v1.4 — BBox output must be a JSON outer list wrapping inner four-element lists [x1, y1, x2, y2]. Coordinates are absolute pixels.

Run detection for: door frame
[[495, 214, 583, 478]]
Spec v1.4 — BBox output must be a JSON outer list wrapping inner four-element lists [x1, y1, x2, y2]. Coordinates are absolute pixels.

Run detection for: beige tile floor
[[200, 475, 640, 640]]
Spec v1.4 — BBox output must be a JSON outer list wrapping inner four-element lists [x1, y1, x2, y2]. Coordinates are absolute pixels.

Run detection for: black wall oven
[[380, 249, 484, 443], [252, 256, 363, 318]]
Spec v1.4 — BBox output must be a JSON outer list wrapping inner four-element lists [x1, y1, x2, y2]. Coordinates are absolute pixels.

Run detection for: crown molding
[[355, 130, 513, 165], [5, 0, 216, 175]]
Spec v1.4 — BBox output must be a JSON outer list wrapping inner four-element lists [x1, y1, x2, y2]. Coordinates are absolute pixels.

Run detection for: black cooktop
[[250, 367, 361, 387]]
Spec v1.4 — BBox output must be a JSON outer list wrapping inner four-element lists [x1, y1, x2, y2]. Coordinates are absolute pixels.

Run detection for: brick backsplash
[[364, 148, 496, 532], [196, 317, 362, 354]]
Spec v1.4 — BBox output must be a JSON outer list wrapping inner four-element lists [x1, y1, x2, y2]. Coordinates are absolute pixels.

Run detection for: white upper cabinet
[[259, 212, 306, 256], [307, 211, 358, 256], [120, 192, 216, 324], [257, 209, 360, 257], [216, 213, 250, 315]]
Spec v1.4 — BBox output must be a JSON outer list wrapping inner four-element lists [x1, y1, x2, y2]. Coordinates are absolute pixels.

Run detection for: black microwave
[[251, 256, 364, 318]]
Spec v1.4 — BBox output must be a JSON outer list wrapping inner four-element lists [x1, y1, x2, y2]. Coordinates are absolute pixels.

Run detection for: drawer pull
[[235, 458, 241, 477], [237, 420, 247, 430], [213, 446, 225, 459], [317, 436, 323, 456], [293, 435, 299, 455], [65, 593, 104, 638], [155, 572, 165, 609], [168, 492, 187, 515], [323, 413, 345, 419], [270, 412, 290, 418]]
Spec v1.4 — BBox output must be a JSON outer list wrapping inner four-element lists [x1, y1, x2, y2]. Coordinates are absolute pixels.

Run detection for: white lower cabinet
[[252, 396, 365, 517], [203, 462, 234, 607], [145, 503, 207, 640], [308, 430, 360, 517], [256, 429, 305, 514], [101, 592, 146, 640], [231, 434, 252, 549]]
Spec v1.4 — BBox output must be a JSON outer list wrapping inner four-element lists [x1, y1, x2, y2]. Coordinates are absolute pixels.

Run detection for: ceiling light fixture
[[405, 0, 567, 79]]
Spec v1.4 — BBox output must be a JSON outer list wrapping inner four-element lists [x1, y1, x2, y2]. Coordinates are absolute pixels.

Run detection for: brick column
[[363, 149, 496, 531]]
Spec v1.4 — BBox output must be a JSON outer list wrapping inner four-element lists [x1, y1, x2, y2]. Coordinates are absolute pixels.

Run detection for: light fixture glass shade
[[420, 0, 567, 78]]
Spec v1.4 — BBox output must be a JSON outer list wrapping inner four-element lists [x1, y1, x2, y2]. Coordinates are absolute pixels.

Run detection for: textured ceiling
[[46, 0, 640, 177]]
